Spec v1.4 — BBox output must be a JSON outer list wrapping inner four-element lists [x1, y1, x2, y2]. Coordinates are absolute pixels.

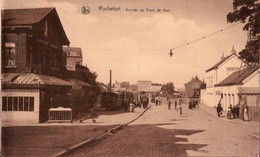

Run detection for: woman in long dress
[[243, 106, 249, 121], [177, 102, 182, 115]]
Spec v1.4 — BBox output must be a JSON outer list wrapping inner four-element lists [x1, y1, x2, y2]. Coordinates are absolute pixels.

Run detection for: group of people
[[188, 100, 199, 109], [155, 97, 161, 106], [216, 99, 249, 121], [168, 99, 182, 115]]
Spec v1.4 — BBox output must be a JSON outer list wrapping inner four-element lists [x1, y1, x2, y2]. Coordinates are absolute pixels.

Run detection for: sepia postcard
[[1, 0, 259, 156]]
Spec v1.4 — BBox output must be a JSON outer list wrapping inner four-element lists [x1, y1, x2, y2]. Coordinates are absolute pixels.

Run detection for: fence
[[48, 107, 72, 123]]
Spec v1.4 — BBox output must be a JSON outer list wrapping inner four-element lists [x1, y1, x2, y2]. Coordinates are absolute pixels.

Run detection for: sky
[[1, 0, 248, 88]]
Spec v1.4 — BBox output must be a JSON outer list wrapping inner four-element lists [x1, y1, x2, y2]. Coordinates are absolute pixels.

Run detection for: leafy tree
[[227, 0, 259, 65], [161, 82, 175, 94], [120, 81, 130, 89]]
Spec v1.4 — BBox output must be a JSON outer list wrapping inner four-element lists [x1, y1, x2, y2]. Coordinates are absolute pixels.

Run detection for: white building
[[215, 66, 259, 112], [201, 46, 242, 108]]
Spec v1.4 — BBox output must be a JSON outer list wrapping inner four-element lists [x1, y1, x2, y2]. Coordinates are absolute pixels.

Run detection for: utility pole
[[109, 70, 112, 92]]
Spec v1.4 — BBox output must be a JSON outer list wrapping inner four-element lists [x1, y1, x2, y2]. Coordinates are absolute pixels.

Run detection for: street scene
[[1, 0, 260, 157]]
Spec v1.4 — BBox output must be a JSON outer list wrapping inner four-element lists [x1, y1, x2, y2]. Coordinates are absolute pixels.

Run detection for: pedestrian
[[216, 101, 222, 117], [168, 99, 171, 110], [243, 106, 249, 121], [177, 102, 182, 115], [129, 102, 135, 112], [188, 101, 192, 109], [175, 101, 177, 110]]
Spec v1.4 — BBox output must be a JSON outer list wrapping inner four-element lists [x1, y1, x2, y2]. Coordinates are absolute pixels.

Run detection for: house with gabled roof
[[201, 46, 242, 108], [184, 76, 206, 99], [214, 65, 259, 121], [1, 7, 81, 124]]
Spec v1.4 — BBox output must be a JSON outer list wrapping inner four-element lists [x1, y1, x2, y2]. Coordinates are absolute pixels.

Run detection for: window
[[2, 96, 34, 112], [24, 97, 29, 111], [2, 97, 7, 111], [19, 97, 24, 111], [8, 97, 13, 111], [30, 97, 34, 111], [5, 43, 17, 67], [13, 97, 18, 111]]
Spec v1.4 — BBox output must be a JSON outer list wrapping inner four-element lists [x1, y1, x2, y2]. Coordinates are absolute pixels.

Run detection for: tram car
[[101, 91, 134, 111]]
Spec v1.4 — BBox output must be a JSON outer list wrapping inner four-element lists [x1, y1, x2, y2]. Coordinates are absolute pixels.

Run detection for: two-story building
[[1, 7, 73, 124], [215, 65, 259, 120], [200, 46, 242, 108]]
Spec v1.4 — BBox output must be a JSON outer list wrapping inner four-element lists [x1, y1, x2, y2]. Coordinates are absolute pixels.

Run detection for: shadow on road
[[66, 124, 207, 157]]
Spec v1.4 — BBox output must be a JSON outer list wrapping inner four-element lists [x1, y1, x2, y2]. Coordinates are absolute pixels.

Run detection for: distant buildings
[[184, 76, 206, 99], [150, 83, 162, 94]]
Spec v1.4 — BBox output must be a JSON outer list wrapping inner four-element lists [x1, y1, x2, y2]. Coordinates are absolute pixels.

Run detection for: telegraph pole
[[109, 70, 112, 92]]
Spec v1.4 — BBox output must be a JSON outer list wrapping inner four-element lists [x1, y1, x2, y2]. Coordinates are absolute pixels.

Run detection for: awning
[[67, 78, 93, 89], [238, 87, 260, 95], [2, 73, 71, 88]]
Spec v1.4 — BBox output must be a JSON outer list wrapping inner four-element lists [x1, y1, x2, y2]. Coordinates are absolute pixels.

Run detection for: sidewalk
[[199, 103, 259, 126], [2, 105, 153, 157], [2, 107, 148, 127], [81, 106, 147, 125]]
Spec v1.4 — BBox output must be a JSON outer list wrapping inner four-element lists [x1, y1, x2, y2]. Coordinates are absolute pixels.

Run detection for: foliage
[[227, 0, 259, 65], [161, 82, 175, 94], [120, 81, 130, 89], [67, 64, 100, 113]]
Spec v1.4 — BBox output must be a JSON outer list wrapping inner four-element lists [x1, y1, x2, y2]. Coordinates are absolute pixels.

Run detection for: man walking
[[216, 102, 222, 117]]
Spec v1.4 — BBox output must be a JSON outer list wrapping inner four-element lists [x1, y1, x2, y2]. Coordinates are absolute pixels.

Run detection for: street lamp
[[169, 49, 173, 57]]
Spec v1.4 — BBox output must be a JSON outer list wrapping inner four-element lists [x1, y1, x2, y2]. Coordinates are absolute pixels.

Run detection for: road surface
[[66, 103, 259, 157]]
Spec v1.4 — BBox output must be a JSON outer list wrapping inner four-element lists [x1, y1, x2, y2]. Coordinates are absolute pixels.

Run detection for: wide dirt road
[[67, 103, 259, 157]]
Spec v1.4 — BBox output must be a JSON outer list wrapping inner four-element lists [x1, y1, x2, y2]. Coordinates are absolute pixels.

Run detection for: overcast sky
[[2, 0, 247, 88]]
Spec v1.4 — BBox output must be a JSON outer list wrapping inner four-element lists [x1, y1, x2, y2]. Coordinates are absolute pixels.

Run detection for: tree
[[161, 82, 175, 94], [120, 81, 130, 89], [227, 0, 259, 65]]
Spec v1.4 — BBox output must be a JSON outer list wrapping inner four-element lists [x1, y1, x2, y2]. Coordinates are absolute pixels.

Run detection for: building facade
[[1, 8, 72, 124], [63, 47, 83, 71], [214, 66, 259, 117], [201, 47, 242, 108], [184, 76, 206, 99]]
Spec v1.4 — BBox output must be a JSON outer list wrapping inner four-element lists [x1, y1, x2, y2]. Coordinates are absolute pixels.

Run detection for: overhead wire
[[81, 22, 240, 51], [170, 23, 240, 51]]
